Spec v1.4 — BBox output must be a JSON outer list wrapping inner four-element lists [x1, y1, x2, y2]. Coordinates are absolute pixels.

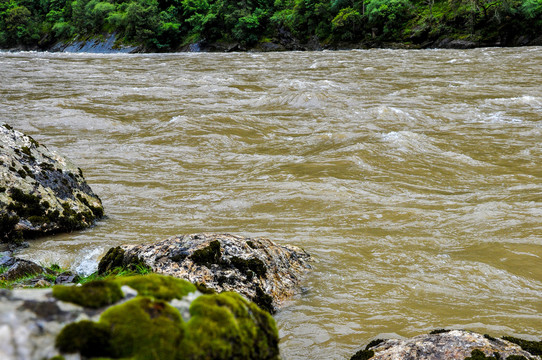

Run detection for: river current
[[1, 48, 541, 359]]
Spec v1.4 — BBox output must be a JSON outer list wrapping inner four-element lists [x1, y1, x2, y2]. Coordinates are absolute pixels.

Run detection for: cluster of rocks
[[0, 252, 79, 287], [97, 233, 312, 313], [0, 274, 279, 360], [0, 124, 104, 244]]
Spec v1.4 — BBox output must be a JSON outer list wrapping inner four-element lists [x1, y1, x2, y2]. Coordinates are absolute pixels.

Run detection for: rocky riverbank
[[7, 34, 542, 54], [0, 124, 104, 245]]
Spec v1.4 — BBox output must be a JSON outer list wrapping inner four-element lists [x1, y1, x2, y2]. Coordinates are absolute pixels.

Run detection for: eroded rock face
[[0, 274, 279, 360], [98, 233, 312, 313], [0, 124, 104, 242], [352, 330, 540, 360]]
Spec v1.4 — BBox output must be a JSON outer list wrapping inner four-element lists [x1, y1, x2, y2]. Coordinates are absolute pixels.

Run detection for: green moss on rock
[[100, 297, 184, 360], [190, 240, 222, 267], [53, 275, 280, 360], [181, 292, 279, 360], [350, 349, 375, 360], [502, 336, 542, 355], [55, 320, 113, 357], [253, 285, 274, 314], [97, 247, 152, 276], [98, 246, 126, 275], [53, 280, 123, 308], [464, 349, 501, 359], [0, 213, 21, 242], [115, 273, 196, 301], [230, 256, 267, 279]]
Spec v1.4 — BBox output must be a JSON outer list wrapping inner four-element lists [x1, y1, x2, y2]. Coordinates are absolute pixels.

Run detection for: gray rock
[[353, 330, 540, 359], [0, 288, 88, 360], [0, 124, 104, 242], [54, 272, 79, 285], [49, 33, 138, 53], [99, 233, 312, 313], [0, 258, 44, 282]]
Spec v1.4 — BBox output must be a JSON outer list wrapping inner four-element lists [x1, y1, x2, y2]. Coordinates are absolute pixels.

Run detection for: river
[[1, 48, 541, 359]]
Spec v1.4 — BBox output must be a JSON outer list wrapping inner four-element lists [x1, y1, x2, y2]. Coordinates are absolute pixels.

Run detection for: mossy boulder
[[0, 274, 279, 359], [0, 124, 104, 243], [52, 274, 279, 360]]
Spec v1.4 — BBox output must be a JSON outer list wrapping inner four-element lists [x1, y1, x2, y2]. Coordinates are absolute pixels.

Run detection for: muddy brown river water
[[1, 48, 541, 359]]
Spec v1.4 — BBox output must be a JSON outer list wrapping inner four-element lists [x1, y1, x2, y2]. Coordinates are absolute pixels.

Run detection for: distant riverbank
[[3, 31, 542, 54], [2, 0, 542, 53]]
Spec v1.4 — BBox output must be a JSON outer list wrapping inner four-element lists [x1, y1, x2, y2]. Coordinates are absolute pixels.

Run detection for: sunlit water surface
[[1, 48, 541, 359]]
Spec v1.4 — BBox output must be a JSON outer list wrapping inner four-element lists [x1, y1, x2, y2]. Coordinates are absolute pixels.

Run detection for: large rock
[[0, 274, 279, 360], [0, 124, 104, 243], [98, 233, 312, 313], [351, 330, 541, 360]]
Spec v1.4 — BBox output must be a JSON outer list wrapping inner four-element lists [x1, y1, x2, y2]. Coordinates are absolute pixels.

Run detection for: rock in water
[[98, 233, 312, 313], [351, 329, 540, 359], [0, 274, 280, 360], [0, 124, 104, 243]]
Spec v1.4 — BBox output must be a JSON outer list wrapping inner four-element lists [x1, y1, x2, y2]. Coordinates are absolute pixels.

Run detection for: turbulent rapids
[[1, 48, 541, 359]]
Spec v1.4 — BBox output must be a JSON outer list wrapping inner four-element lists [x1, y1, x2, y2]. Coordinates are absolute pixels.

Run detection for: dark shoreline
[[2, 32, 542, 54]]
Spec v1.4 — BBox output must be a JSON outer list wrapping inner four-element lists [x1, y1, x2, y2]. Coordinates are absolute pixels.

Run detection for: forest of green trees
[[1, 0, 541, 51]]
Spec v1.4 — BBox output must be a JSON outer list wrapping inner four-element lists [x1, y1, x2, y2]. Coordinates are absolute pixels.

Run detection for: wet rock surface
[[0, 274, 279, 360], [0, 124, 104, 242], [0, 257, 45, 282], [352, 330, 541, 360], [98, 233, 312, 313]]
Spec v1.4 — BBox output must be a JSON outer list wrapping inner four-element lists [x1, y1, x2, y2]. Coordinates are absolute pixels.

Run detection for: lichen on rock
[[0, 124, 104, 243], [98, 233, 312, 313]]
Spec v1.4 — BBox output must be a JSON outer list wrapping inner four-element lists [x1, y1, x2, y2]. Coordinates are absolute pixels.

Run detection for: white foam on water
[[73, 247, 104, 276]]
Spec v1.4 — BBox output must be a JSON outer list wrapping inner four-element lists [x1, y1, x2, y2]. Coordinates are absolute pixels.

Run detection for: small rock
[[33, 279, 51, 288], [0, 258, 44, 282], [54, 272, 79, 285]]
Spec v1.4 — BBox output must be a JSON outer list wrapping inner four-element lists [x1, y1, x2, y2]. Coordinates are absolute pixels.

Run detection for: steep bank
[[13, 32, 542, 54]]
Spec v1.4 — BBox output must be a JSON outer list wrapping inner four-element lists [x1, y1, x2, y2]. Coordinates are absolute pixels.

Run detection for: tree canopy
[[1, 0, 541, 50]]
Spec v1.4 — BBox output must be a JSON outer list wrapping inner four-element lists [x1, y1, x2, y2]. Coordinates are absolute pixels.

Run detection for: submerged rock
[[0, 124, 104, 243], [0, 274, 279, 360], [98, 233, 312, 313], [351, 330, 541, 360]]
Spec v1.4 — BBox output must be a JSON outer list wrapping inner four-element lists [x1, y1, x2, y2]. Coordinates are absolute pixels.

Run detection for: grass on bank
[[0, 262, 152, 289]]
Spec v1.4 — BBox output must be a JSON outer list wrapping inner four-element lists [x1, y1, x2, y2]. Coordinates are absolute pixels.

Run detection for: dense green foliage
[[0, 0, 541, 50]]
